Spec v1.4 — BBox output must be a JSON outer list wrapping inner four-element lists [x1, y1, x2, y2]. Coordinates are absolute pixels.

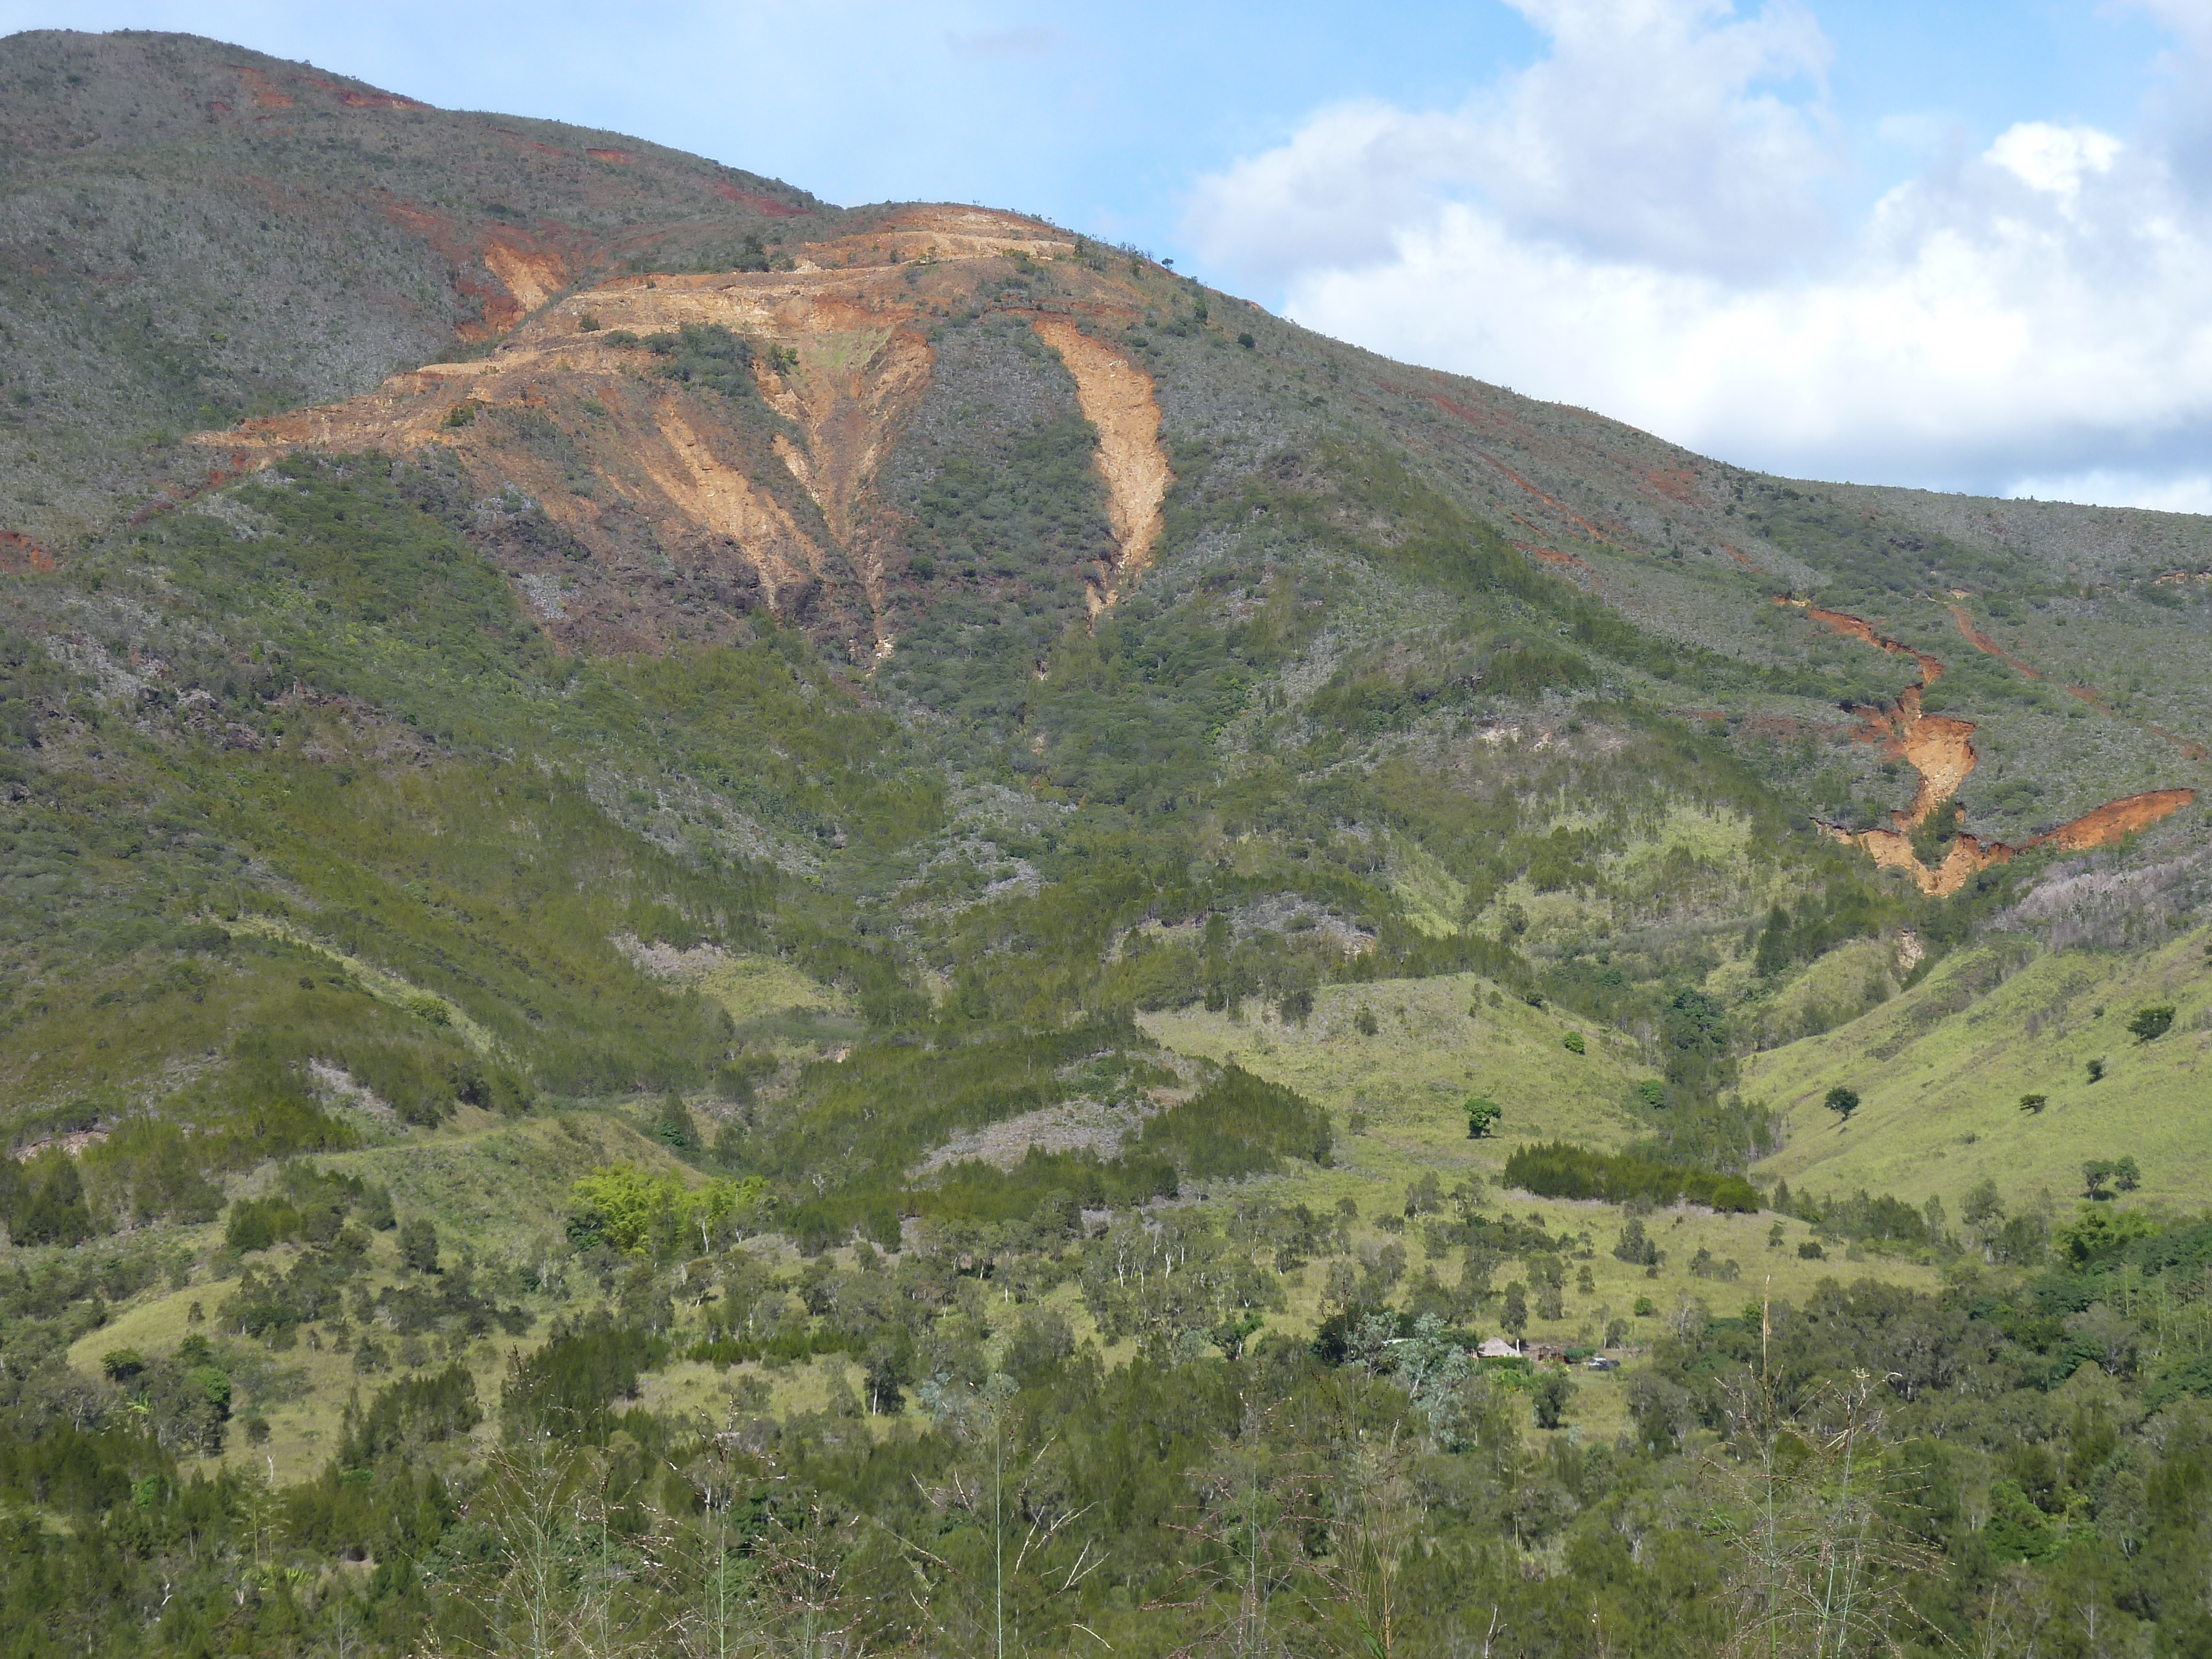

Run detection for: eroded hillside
[[2, 25, 2208, 1262], [198, 206, 1176, 661], [7, 39, 2212, 1659]]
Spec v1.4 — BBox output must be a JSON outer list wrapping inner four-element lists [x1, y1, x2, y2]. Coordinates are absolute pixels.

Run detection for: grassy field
[[64, 1108, 704, 1482], [1145, 969, 1942, 1442], [1141, 971, 1655, 1157], [1750, 925, 2212, 1213]]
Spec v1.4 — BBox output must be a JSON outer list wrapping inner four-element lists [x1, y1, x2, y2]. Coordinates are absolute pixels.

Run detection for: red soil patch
[[496, 129, 568, 158], [1793, 602, 1945, 685], [1721, 543, 1759, 570], [0, 532, 56, 573], [1646, 467, 1697, 504], [716, 184, 803, 217], [1516, 542, 1603, 593], [1797, 596, 2200, 892], [231, 66, 292, 108], [586, 148, 633, 165], [1946, 603, 2039, 678], [1947, 601, 2208, 760], [2033, 790, 2197, 850], [1519, 545, 1593, 575], [321, 81, 430, 111]]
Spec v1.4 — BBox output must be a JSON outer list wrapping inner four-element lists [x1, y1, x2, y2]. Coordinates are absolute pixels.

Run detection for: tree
[[1961, 1178, 2004, 1232], [2127, 1004, 2176, 1043], [2017, 1093, 2047, 1114], [2083, 1159, 2139, 1199], [397, 1217, 440, 1274], [655, 1091, 694, 1151], [1500, 1283, 1528, 1347], [1613, 1215, 1660, 1267], [458, 1436, 589, 1659], [1823, 1086, 1859, 1125], [1464, 1097, 1501, 1139], [912, 1372, 1098, 1659], [1164, 1397, 1309, 1659], [1661, 985, 1735, 1099], [1211, 1311, 1264, 1361], [1302, 1421, 1425, 1659], [1531, 1369, 1575, 1430], [1707, 1350, 1941, 1659]]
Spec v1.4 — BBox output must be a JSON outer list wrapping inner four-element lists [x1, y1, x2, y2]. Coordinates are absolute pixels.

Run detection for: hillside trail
[[1783, 599, 2194, 894]]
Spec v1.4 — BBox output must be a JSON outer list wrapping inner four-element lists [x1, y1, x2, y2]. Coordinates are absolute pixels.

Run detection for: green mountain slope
[[1752, 925, 2212, 1212], [3, 33, 2211, 1659]]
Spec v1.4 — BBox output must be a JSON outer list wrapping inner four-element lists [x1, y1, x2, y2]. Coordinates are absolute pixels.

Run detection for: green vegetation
[[2128, 1003, 2176, 1042], [2, 29, 2211, 1657], [1504, 1140, 1761, 1213]]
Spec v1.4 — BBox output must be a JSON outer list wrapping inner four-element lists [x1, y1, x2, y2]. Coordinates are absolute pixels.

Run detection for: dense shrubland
[[3, 1144, 2210, 1656]]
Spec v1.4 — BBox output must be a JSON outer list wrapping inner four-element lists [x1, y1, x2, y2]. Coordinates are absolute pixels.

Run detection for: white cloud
[[1984, 122, 2121, 200], [1187, 0, 2212, 505], [2006, 471, 2212, 515], [1188, 0, 1837, 287]]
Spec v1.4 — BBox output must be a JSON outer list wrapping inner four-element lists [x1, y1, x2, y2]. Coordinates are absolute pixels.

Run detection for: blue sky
[[9, 1, 2212, 508]]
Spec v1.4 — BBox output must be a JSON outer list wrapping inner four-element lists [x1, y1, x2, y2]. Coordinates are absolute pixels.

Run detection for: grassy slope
[[1750, 925, 2212, 1212], [1141, 972, 1653, 1156], [1143, 971, 1938, 1438], [66, 1108, 695, 1481]]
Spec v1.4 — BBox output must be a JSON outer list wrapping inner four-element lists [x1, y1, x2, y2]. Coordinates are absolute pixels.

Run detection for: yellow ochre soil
[[196, 206, 1171, 662]]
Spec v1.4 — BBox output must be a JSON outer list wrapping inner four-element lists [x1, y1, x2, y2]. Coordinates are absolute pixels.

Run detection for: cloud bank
[[1186, 0, 2212, 508]]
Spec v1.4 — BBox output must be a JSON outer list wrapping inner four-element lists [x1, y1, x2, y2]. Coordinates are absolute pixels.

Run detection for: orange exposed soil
[[1031, 319, 1169, 606], [1791, 599, 2196, 893], [635, 404, 823, 607], [496, 129, 568, 159], [1522, 546, 1593, 574], [1517, 544, 1603, 594], [1945, 602, 2038, 679], [2031, 789, 2198, 849], [1788, 600, 1945, 685], [0, 531, 55, 573], [1946, 601, 2209, 761], [231, 66, 292, 108], [190, 205, 1156, 659], [585, 148, 633, 165], [481, 240, 569, 315], [324, 82, 430, 111], [1646, 467, 1697, 504]]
